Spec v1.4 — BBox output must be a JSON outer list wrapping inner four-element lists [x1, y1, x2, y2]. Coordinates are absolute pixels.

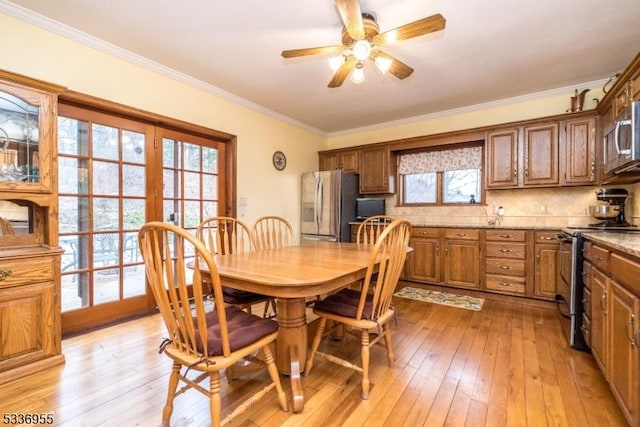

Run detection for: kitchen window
[[399, 144, 483, 205]]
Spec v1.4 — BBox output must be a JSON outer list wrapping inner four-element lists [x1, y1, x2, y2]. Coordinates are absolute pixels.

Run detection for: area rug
[[394, 287, 484, 311]]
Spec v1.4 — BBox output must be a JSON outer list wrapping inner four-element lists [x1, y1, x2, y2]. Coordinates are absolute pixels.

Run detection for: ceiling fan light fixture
[[352, 39, 372, 61], [328, 55, 346, 72], [351, 62, 365, 84], [374, 56, 393, 74]]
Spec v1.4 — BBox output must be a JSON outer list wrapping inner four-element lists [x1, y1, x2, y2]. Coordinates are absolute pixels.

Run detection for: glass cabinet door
[[0, 80, 54, 193]]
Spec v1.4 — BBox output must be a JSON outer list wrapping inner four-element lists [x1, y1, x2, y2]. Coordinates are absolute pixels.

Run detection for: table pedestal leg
[[276, 297, 307, 412]]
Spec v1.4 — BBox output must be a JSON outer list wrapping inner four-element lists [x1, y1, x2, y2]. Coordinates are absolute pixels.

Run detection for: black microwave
[[604, 100, 640, 174]]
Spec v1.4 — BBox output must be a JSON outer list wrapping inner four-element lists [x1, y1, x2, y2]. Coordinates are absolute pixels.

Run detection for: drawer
[[411, 227, 441, 239], [581, 313, 591, 348], [485, 242, 525, 259], [610, 252, 640, 295], [582, 285, 591, 316], [582, 241, 592, 261], [486, 274, 526, 294], [590, 245, 610, 271], [485, 229, 526, 242], [486, 258, 526, 276], [443, 228, 479, 240], [535, 231, 560, 243], [0, 256, 56, 289], [582, 261, 592, 290]]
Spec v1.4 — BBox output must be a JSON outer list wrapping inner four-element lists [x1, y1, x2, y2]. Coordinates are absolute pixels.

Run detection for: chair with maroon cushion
[[138, 222, 288, 426], [304, 218, 411, 399], [197, 216, 276, 318]]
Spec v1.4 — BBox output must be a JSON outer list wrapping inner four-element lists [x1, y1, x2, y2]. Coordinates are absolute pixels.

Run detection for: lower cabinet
[[584, 241, 639, 426], [0, 248, 64, 385], [484, 229, 526, 296], [443, 229, 481, 289], [405, 227, 480, 290], [406, 227, 441, 283], [533, 231, 560, 300]]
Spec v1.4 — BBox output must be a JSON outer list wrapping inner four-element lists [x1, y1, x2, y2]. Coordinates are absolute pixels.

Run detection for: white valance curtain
[[398, 145, 482, 174]]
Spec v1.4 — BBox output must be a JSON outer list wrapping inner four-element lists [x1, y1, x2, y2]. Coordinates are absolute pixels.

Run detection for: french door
[[57, 105, 225, 333]]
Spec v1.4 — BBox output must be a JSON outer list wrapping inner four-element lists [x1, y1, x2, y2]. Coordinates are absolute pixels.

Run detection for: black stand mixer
[[589, 188, 633, 227]]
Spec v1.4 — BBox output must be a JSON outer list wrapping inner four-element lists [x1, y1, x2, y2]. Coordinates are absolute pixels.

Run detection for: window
[[399, 145, 483, 205]]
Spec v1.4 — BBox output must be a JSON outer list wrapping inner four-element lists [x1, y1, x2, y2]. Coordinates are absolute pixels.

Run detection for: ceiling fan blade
[[281, 45, 344, 58], [373, 13, 446, 46], [335, 0, 365, 40], [328, 56, 357, 88], [374, 51, 414, 79]]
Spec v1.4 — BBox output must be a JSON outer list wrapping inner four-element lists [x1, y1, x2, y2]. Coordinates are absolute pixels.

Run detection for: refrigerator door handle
[[316, 174, 323, 229]]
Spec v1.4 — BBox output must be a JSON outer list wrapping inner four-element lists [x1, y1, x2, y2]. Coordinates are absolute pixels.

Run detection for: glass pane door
[[161, 133, 220, 232]]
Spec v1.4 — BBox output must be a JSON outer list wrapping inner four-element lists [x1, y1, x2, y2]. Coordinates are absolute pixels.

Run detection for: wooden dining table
[[209, 240, 378, 413]]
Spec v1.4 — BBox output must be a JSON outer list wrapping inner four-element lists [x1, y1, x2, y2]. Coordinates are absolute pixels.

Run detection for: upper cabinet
[[564, 116, 596, 185], [359, 145, 395, 194], [0, 77, 58, 194], [318, 148, 359, 173], [486, 122, 559, 189], [486, 114, 596, 189]]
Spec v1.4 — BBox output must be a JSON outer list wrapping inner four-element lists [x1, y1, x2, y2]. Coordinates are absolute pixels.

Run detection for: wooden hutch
[[0, 71, 65, 384]]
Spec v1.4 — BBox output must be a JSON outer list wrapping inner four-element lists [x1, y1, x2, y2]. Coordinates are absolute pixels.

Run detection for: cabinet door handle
[[456, 233, 467, 237], [0, 269, 12, 281], [594, 255, 603, 261], [419, 231, 430, 236], [499, 265, 511, 270], [600, 293, 607, 313], [538, 236, 554, 241], [499, 234, 512, 238], [498, 282, 513, 287], [499, 248, 512, 253], [627, 315, 637, 347]]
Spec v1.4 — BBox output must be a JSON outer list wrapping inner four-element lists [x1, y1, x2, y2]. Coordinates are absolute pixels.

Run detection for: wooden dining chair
[[196, 216, 276, 318], [304, 218, 411, 399], [251, 215, 295, 251], [137, 222, 288, 426], [356, 215, 397, 245]]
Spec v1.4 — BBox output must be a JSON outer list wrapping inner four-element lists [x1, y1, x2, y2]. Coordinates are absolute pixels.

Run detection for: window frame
[[397, 143, 485, 207]]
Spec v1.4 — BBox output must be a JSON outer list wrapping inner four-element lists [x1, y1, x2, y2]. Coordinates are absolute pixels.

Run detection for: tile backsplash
[[387, 183, 640, 228]]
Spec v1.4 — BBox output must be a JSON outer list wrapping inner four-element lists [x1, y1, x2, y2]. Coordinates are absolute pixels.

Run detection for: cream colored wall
[[0, 13, 322, 239]]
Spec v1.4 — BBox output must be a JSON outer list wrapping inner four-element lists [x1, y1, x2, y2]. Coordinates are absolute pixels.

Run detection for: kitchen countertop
[[582, 231, 640, 258], [349, 222, 560, 230]]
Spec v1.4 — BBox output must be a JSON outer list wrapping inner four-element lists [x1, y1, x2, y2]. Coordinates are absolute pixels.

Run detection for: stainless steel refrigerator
[[300, 170, 359, 242]]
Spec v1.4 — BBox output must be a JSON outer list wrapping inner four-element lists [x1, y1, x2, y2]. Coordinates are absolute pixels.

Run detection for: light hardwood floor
[[0, 288, 628, 426]]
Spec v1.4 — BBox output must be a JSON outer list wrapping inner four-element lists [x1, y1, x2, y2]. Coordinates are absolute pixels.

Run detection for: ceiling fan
[[281, 0, 446, 88]]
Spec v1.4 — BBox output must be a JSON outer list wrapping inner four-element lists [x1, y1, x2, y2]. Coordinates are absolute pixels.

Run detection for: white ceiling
[[3, 0, 640, 135]]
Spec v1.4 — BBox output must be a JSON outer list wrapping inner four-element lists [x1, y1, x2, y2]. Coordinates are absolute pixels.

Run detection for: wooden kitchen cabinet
[[319, 148, 359, 173], [608, 280, 639, 425], [590, 266, 609, 374], [406, 227, 441, 283], [0, 71, 65, 385], [485, 229, 527, 296], [359, 146, 395, 194], [485, 128, 519, 188], [443, 228, 480, 289], [564, 116, 596, 185], [522, 122, 559, 186], [533, 231, 560, 300], [583, 240, 640, 426], [486, 121, 560, 189]]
